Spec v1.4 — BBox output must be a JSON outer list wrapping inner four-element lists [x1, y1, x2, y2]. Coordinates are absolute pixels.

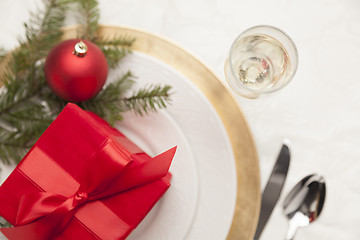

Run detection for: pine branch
[[101, 47, 130, 69], [95, 36, 135, 68], [0, 65, 55, 163], [73, 0, 134, 68], [95, 36, 135, 48], [12, 0, 67, 75], [79, 72, 172, 125], [75, 0, 100, 41], [0, 68, 46, 114], [78, 71, 136, 124], [0, 111, 53, 164], [0, 0, 67, 163], [124, 85, 172, 116]]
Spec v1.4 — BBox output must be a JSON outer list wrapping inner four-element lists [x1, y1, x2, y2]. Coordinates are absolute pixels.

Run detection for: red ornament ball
[[44, 39, 108, 102]]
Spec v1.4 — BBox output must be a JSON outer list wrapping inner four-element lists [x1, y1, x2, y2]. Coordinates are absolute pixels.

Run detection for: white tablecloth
[[0, 0, 359, 239]]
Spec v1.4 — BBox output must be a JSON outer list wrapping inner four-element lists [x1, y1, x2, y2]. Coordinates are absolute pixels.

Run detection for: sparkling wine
[[230, 34, 291, 91]]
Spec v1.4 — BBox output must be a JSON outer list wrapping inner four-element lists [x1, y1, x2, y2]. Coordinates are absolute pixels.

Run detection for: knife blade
[[253, 143, 290, 240]]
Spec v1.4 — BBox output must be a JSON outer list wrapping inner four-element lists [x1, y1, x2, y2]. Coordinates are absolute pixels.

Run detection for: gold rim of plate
[[66, 25, 260, 240]]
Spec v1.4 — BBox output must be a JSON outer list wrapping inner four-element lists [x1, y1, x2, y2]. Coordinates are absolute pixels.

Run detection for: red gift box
[[0, 103, 176, 240]]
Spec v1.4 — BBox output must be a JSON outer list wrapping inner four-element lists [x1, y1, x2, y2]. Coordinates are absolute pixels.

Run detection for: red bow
[[1, 137, 176, 240]]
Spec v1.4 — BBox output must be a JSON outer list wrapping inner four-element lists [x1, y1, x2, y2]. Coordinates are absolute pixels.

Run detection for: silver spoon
[[282, 174, 326, 240]]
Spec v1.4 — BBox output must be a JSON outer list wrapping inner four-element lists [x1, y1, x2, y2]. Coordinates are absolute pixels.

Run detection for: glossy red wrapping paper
[[0, 103, 176, 240]]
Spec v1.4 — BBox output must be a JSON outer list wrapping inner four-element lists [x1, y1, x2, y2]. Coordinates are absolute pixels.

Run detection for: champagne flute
[[224, 25, 298, 98]]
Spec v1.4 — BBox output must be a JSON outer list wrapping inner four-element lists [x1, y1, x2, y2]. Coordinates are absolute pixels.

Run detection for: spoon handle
[[285, 220, 298, 240]]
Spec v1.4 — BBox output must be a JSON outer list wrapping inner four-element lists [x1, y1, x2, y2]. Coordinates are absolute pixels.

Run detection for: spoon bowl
[[283, 174, 326, 240]]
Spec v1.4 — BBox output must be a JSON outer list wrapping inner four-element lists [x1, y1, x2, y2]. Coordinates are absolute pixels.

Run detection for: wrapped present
[[0, 103, 176, 240]]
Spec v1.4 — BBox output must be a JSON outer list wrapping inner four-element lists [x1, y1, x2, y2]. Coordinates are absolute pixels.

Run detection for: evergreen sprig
[[75, 0, 100, 41], [95, 36, 135, 68], [11, 0, 67, 75], [78, 71, 172, 125], [78, 71, 136, 124], [0, 0, 173, 164], [124, 84, 172, 115]]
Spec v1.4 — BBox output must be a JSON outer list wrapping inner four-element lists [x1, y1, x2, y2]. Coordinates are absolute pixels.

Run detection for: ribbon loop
[[15, 192, 68, 226]]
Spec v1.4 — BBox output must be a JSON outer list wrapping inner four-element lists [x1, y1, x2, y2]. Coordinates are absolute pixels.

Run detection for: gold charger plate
[[62, 25, 260, 240], [1, 25, 260, 240]]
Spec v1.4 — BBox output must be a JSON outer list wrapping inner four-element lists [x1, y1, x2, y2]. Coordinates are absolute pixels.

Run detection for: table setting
[[0, 0, 359, 239]]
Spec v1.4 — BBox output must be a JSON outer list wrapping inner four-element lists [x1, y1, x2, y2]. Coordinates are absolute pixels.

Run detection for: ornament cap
[[73, 41, 88, 57]]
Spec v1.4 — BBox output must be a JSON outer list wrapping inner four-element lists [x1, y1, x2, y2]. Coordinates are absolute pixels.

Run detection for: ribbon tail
[[1, 217, 54, 240], [2, 197, 77, 240]]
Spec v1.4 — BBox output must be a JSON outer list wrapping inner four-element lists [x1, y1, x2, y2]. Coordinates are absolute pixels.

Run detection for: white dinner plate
[[114, 51, 237, 240]]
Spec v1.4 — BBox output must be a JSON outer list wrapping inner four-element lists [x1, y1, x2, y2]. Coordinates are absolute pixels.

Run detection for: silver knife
[[253, 144, 290, 240]]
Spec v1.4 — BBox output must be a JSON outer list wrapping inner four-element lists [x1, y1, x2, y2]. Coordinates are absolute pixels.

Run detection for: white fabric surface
[[0, 0, 359, 239]]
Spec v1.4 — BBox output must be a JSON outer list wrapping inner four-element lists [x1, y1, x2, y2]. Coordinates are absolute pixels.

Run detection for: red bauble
[[44, 39, 108, 102]]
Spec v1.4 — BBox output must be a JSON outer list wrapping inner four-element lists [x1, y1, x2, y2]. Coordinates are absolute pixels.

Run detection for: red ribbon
[[1, 136, 176, 240]]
